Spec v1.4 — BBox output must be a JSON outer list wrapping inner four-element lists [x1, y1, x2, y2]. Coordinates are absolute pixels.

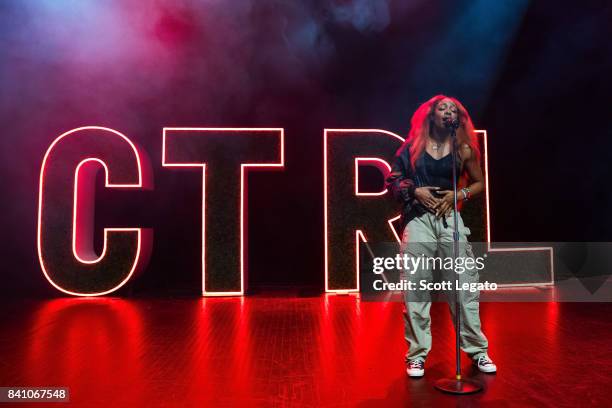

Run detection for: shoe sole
[[475, 366, 497, 373], [406, 369, 425, 377]]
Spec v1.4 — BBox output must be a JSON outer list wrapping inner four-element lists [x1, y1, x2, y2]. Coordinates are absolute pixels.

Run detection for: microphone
[[443, 117, 460, 130]]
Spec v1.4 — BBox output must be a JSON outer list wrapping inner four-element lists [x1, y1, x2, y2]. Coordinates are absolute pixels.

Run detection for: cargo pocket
[[457, 217, 471, 241]]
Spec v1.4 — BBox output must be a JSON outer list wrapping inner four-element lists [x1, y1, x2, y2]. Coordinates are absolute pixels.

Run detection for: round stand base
[[434, 378, 482, 394]]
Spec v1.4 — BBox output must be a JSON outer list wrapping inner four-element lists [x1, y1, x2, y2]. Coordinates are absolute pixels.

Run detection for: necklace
[[430, 139, 444, 150]]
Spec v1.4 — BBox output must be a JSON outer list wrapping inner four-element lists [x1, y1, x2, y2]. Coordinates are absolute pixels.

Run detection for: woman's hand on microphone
[[414, 186, 441, 211]]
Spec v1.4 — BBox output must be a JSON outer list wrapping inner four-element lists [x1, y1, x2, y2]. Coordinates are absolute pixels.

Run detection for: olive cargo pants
[[400, 211, 489, 362]]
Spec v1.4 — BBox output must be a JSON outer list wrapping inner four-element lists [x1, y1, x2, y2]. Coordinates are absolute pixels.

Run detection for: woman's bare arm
[[433, 143, 484, 217]]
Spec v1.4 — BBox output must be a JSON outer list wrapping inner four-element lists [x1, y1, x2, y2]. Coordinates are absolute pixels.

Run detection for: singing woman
[[385, 95, 497, 377]]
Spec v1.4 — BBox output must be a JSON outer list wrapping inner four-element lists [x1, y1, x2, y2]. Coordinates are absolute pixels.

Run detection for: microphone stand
[[434, 122, 482, 394]]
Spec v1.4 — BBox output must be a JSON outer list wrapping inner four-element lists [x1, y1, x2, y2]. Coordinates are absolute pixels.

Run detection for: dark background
[[1, 0, 611, 296]]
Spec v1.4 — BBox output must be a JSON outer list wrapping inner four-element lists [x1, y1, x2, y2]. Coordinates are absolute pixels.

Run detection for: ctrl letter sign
[[36, 126, 550, 297]]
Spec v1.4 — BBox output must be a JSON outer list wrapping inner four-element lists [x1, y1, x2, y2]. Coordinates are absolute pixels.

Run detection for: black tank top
[[414, 151, 460, 191], [410, 151, 461, 216]]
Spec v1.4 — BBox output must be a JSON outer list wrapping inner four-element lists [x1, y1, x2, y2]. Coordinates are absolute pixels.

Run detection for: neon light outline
[[37, 126, 147, 297], [162, 127, 285, 297], [354, 158, 392, 196]]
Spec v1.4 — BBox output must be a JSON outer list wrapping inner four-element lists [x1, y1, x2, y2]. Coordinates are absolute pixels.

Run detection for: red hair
[[406, 95, 481, 171]]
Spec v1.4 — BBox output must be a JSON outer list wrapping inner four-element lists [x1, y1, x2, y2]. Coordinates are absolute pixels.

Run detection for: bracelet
[[461, 187, 471, 201]]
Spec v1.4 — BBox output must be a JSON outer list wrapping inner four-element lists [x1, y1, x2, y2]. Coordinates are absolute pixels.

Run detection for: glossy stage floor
[[1, 292, 610, 407]]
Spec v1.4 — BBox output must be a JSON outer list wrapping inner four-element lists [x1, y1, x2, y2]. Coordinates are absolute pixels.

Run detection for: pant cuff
[[470, 352, 487, 361]]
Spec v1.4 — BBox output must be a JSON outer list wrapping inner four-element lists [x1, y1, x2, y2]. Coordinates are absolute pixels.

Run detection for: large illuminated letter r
[[324, 129, 404, 293]]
